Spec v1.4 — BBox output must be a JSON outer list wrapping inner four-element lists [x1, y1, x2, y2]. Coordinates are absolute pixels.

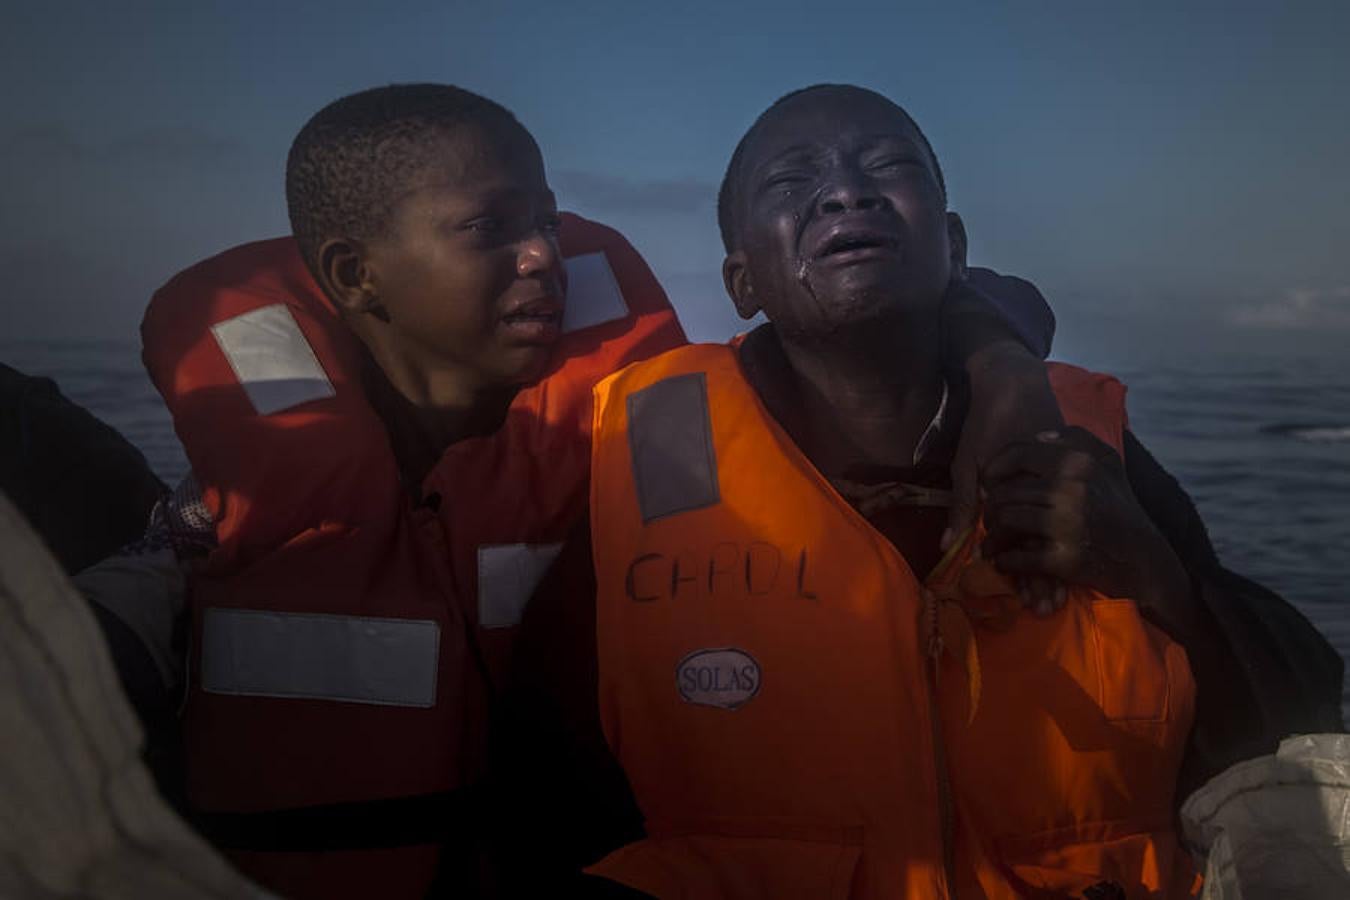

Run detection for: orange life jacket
[[141, 213, 685, 900], [585, 343, 1198, 900]]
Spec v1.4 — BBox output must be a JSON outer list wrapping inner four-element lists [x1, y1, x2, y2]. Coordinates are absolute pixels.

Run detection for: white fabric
[[912, 381, 950, 465], [562, 252, 628, 333], [1181, 733, 1350, 899], [0, 491, 278, 898], [200, 609, 439, 707], [211, 304, 335, 415], [477, 542, 565, 628]]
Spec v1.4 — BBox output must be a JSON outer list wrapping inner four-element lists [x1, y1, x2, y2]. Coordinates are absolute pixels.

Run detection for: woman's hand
[[980, 428, 1201, 637]]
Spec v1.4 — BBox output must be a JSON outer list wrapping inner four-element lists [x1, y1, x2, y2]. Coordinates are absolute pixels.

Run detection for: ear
[[316, 238, 383, 318], [945, 212, 968, 283], [722, 250, 760, 320]]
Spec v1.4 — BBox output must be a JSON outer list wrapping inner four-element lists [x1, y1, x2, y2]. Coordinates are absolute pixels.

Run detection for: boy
[[135, 84, 684, 899], [505, 85, 1345, 898]]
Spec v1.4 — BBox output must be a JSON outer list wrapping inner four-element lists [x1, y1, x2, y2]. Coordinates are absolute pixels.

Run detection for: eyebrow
[[849, 132, 926, 153], [409, 185, 554, 230]]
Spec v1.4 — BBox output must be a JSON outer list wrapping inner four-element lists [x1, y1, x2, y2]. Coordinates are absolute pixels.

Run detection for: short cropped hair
[[285, 83, 524, 276], [716, 85, 947, 253]]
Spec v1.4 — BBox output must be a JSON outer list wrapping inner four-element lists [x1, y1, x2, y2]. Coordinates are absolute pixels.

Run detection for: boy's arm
[[941, 269, 1065, 562]]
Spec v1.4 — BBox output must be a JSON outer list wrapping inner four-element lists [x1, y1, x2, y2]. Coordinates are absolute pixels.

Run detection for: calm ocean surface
[[4, 338, 1348, 715]]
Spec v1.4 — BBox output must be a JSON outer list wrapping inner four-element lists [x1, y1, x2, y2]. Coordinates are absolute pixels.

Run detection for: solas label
[[676, 647, 762, 710]]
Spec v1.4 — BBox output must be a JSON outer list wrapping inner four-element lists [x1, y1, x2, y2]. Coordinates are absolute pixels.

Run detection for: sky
[[3, 0, 1348, 367]]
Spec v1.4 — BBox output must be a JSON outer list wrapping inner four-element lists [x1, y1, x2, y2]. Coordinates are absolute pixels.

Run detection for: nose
[[516, 229, 560, 279], [817, 164, 888, 215]]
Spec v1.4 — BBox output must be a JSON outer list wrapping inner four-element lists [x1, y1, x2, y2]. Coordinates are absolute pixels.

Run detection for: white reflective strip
[[200, 609, 439, 707], [477, 542, 565, 628], [627, 372, 720, 522], [211, 304, 336, 415], [562, 252, 628, 333]]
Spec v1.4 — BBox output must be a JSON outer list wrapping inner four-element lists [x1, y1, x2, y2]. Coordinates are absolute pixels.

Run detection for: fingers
[[982, 501, 1083, 603], [982, 503, 1082, 555], [980, 427, 1117, 489], [982, 441, 1090, 489], [973, 427, 1127, 619], [984, 484, 1072, 512], [1017, 574, 1067, 617], [988, 542, 1079, 581]]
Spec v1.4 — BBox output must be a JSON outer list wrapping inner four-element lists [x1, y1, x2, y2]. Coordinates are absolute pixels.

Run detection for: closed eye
[[759, 170, 812, 194], [464, 216, 503, 233]]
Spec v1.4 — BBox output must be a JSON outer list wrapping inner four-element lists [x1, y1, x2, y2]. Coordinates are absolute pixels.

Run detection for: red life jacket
[[585, 345, 1199, 899], [141, 213, 685, 900]]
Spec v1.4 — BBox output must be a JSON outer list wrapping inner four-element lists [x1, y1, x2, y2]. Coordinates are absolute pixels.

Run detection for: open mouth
[[502, 310, 560, 325], [815, 231, 899, 260], [501, 300, 563, 343]]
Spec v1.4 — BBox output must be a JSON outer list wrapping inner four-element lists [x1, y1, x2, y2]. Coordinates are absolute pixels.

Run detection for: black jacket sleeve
[[0, 362, 165, 574], [965, 267, 1056, 360], [1122, 430, 1345, 795]]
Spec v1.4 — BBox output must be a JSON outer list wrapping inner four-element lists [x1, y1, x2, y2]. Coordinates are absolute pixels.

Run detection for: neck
[[768, 315, 947, 477], [353, 323, 517, 485]]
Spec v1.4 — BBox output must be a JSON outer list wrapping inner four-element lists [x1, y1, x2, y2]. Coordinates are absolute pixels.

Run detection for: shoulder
[[1045, 362, 1129, 456]]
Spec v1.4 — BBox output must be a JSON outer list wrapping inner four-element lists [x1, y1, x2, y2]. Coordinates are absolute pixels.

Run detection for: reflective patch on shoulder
[[626, 372, 720, 522], [562, 252, 628, 333], [676, 648, 761, 710], [477, 542, 565, 628], [200, 609, 439, 707], [211, 304, 336, 415]]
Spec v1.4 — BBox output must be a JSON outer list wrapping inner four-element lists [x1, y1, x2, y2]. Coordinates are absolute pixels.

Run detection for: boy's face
[[362, 124, 564, 390], [724, 87, 961, 340]]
